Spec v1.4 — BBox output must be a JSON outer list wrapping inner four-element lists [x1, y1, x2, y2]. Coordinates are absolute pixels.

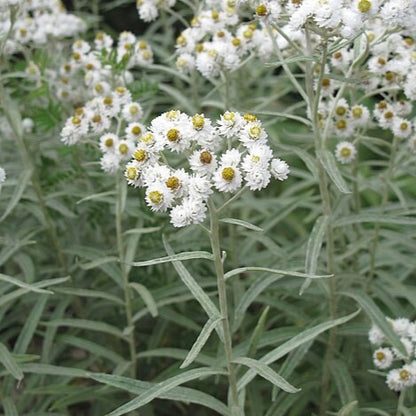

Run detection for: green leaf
[[233, 357, 300, 393], [131, 251, 214, 266], [100, 367, 227, 416], [129, 282, 158, 317], [0, 343, 24, 380], [162, 237, 222, 330], [21, 363, 88, 378], [0, 273, 53, 294], [13, 294, 48, 354], [42, 319, 125, 340], [219, 218, 263, 232], [337, 401, 359, 416], [301, 215, 329, 295], [334, 214, 416, 227], [180, 316, 222, 369], [246, 307, 269, 357], [237, 310, 360, 390], [330, 360, 360, 416], [76, 190, 116, 204], [341, 291, 406, 356], [88, 372, 230, 416], [224, 266, 330, 281], [78, 256, 119, 270], [53, 287, 124, 306], [2, 397, 18, 416], [0, 276, 69, 308], [317, 149, 351, 194], [0, 169, 32, 223]]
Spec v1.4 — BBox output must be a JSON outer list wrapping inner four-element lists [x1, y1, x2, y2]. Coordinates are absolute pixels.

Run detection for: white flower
[[116, 139, 135, 161], [388, 318, 411, 337], [22, 117, 34, 133], [188, 174, 213, 201], [369, 324, 385, 346], [244, 168, 271, 191], [239, 121, 268, 148], [125, 122, 146, 141], [217, 111, 244, 138], [392, 117, 412, 138], [387, 365, 416, 391], [145, 182, 174, 212], [122, 102, 143, 123], [176, 53, 195, 74], [373, 347, 394, 370], [213, 165, 243, 193], [407, 321, 416, 342], [99, 133, 119, 153], [335, 142, 356, 164], [125, 161, 144, 187], [170, 198, 207, 227], [270, 158, 290, 181], [220, 148, 241, 166], [100, 152, 120, 173], [350, 105, 370, 127], [189, 149, 218, 176]]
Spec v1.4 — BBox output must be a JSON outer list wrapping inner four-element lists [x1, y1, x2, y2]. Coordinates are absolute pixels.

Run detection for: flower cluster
[[136, 0, 176, 22], [369, 317, 416, 392], [51, 31, 153, 104], [0, 166, 6, 184], [60, 85, 146, 174], [0, 0, 86, 55], [124, 111, 289, 227]]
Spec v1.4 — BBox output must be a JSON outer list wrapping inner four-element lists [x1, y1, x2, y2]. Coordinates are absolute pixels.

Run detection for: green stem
[[396, 389, 406, 416], [304, 31, 337, 416], [208, 198, 241, 414], [367, 134, 399, 291], [115, 175, 137, 379]]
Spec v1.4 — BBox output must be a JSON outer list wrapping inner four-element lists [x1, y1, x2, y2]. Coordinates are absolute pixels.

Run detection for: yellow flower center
[[196, 44, 204, 53], [167, 129, 180, 142], [131, 126, 142, 136], [142, 50, 151, 60], [256, 4, 268, 16], [244, 113, 257, 122], [249, 126, 262, 137], [75, 107, 84, 116], [232, 37, 241, 47], [166, 176, 180, 190], [71, 116, 81, 126], [217, 31, 225, 38], [116, 86, 126, 95], [251, 155, 261, 163], [140, 133, 153, 143], [94, 84, 104, 93], [176, 35, 186, 45], [212, 11, 219, 19], [222, 167, 235, 181], [340, 147, 351, 157], [96, 32, 104, 41], [138, 41, 147, 49], [223, 112, 235, 121], [85, 63, 94, 70], [92, 114, 101, 123], [384, 111, 394, 119], [333, 52, 342, 60], [129, 105, 139, 115], [376, 351, 385, 361], [243, 29, 253, 39], [400, 370, 409, 380], [352, 107, 363, 118], [104, 137, 114, 147], [358, 0, 371, 12], [126, 166, 138, 180], [149, 191, 163, 205], [166, 110, 179, 120], [192, 114, 205, 129], [400, 122, 408, 130], [103, 96, 113, 106], [336, 119, 347, 130], [119, 143, 129, 154], [322, 78, 331, 87], [336, 106, 347, 116], [133, 149, 147, 162], [72, 52, 81, 61], [200, 151, 213, 164]]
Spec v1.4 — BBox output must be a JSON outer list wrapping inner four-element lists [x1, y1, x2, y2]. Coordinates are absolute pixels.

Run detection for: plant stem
[[115, 174, 137, 379], [396, 389, 406, 416], [304, 30, 337, 416], [208, 198, 241, 414]]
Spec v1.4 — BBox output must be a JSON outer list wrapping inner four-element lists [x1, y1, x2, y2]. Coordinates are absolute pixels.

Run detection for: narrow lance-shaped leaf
[[237, 310, 360, 390], [130, 251, 214, 266], [0, 343, 24, 380], [341, 291, 406, 356], [233, 357, 300, 393], [224, 266, 330, 281], [162, 237, 223, 339], [103, 367, 227, 416], [300, 215, 329, 295], [181, 316, 222, 369], [129, 282, 158, 317], [89, 372, 230, 416], [220, 218, 264, 232], [317, 148, 351, 194]]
